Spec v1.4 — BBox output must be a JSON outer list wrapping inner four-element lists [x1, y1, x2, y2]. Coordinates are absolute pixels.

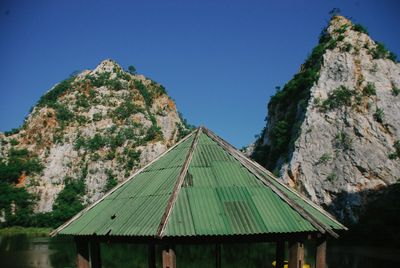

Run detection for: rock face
[[252, 16, 400, 222], [0, 59, 190, 212]]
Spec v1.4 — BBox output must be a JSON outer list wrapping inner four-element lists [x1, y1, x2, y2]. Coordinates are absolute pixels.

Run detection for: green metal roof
[[54, 127, 346, 238]]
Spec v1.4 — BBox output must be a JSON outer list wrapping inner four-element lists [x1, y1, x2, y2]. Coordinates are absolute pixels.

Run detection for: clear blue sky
[[0, 0, 399, 147]]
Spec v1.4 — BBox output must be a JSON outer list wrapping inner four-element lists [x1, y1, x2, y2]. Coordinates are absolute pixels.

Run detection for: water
[[0, 234, 399, 268]]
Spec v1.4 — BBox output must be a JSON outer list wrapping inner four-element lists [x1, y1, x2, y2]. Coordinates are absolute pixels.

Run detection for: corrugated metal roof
[[163, 133, 317, 236], [56, 127, 346, 238], [59, 133, 195, 236]]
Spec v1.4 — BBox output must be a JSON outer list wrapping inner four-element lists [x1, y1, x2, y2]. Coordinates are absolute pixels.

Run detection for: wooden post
[[162, 247, 176, 268], [75, 238, 90, 268], [148, 243, 156, 268], [275, 241, 285, 268], [215, 244, 221, 268], [90, 240, 101, 268], [288, 241, 304, 268], [316, 236, 327, 268]]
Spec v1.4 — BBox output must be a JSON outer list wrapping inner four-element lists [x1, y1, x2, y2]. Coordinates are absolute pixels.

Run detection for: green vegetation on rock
[[37, 76, 75, 108], [50, 177, 85, 227], [362, 82, 376, 96], [374, 107, 384, 123], [334, 131, 352, 151], [103, 169, 118, 192], [0, 182, 36, 227], [352, 23, 369, 34], [371, 42, 397, 62], [321, 86, 355, 111], [0, 148, 43, 184], [389, 140, 400, 160], [252, 21, 340, 169]]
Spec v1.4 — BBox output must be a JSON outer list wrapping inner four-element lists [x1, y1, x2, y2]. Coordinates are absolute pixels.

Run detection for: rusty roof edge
[[202, 127, 343, 237], [50, 130, 196, 237], [156, 127, 203, 238]]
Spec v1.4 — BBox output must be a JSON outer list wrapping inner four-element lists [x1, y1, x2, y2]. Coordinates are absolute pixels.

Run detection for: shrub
[[108, 78, 124, 90], [374, 108, 384, 123], [86, 134, 106, 151], [327, 172, 337, 182], [87, 72, 111, 88], [9, 139, 19, 146], [176, 122, 191, 140], [105, 150, 116, 160], [125, 149, 141, 170], [372, 42, 397, 61], [92, 112, 103, 122], [145, 125, 163, 142], [128, 65, 136, 75], [392, 86, 400, 96], [363, 82, 376, 96], [317, 153, 332, 164], [334, 131, 352, 151], [134, 80, 152, 107], [47, 103, 74, 122], [51, 177, 85, 227], [335, 24, 348, 34], [0, 182, 36, 227], [389, 140, 400, 160], [270, 120, 290, 154], [74, 136, 86, 150], [103, 169, 118, 192], [37, 76, 75, 107], [0, 148, 43, 184], [352, 23, 369, 34], [344, 43, 352, 52], [321, 86, 355, 110], [76, 94, 90, 108], [113, 100, 144, 120], [388, 51, 398, 62], [4, 128, 21, 136], [178, 112, 195, 131], [109, 132, 126, 149]]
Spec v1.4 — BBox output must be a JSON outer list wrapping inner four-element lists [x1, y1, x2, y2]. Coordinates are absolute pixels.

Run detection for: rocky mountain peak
[[252, 15, 399, 222], [0, 59, 192, 217], [92, 58, 124, 75]]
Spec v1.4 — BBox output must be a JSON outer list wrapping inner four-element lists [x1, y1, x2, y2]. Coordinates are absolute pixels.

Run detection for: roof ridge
[[202, 127, 341, 238], [156, 127, 203, 238], [50, 130, 196, 237]]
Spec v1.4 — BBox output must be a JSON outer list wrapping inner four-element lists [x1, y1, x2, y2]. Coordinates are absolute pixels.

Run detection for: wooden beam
[[288, 241, 304, 268], [215, 244, 221, 268], [275, 241, 285, 268], [316, 236, 327, 268], [75, 238, 90, 268], [162, 248, 176, 268], [90, 240, 102, 268], [148, 243, 156, 268], [157, 127, 202, 238]]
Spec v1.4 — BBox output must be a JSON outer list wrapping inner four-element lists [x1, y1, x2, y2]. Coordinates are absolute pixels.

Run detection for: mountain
[[251, 15, 400, 222], [0, 59, 191, 225]]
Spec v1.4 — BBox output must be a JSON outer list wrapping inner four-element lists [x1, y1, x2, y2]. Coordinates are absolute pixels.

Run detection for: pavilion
[[51, 126, 346, 268]]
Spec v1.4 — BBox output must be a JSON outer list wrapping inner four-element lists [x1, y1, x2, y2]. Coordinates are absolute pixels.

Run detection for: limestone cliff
[[0, 59, 191, 213], [252, 16, 400, 222]]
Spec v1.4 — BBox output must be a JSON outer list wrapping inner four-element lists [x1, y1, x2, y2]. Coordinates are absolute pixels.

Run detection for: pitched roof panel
[[55, 127, 346, 238]]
